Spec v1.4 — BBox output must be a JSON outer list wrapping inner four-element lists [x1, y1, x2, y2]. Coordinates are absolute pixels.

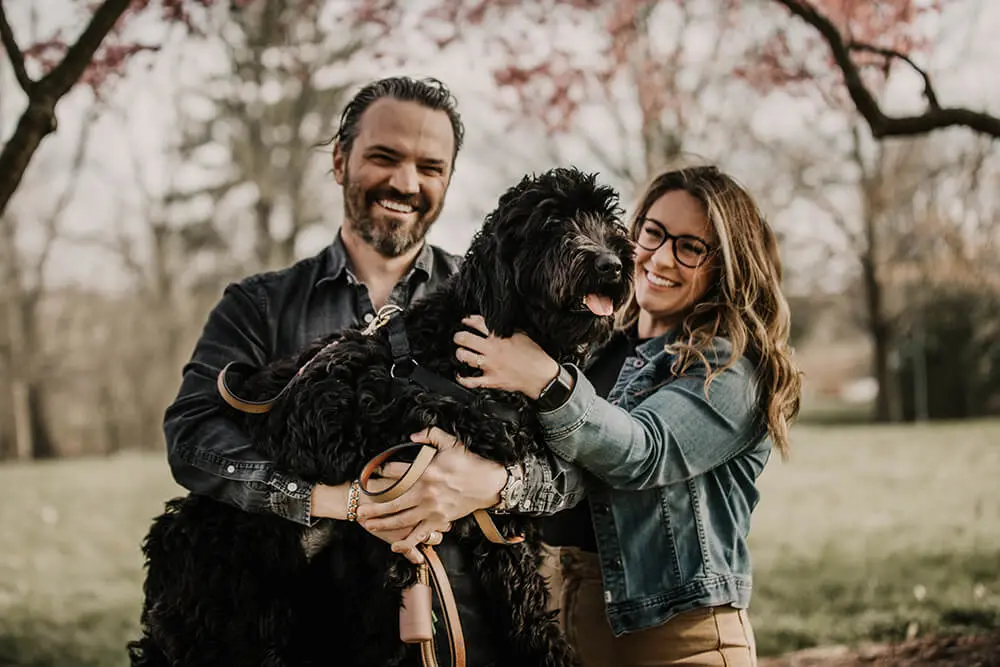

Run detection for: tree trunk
[[863, 255, 895, 422], [254, 197, 274, 269]]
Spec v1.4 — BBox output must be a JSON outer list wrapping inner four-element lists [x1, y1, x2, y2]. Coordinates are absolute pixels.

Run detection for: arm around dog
[[538, 349, 763, 489], [164, 280, 321, 525]]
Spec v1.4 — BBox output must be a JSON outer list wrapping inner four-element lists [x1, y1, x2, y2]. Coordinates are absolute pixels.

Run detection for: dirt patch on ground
[[759, 633, 1000, 666]]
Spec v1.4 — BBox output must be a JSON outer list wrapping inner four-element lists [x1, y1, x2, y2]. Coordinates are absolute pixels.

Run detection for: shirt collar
[[316, 229, 435, 287]]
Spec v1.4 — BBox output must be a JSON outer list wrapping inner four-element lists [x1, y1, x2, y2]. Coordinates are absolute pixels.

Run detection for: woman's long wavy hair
[[617, 165, 802, 457]]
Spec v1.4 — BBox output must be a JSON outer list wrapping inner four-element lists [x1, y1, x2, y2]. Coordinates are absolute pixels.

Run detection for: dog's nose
[[595, 253, 622, 277]]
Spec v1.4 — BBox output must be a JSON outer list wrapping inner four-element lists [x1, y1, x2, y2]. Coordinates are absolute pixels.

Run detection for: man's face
[[333, 98, 455, 258]]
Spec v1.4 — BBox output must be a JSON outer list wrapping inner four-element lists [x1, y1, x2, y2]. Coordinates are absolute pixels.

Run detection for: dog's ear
[[462, 221, 519, 338]]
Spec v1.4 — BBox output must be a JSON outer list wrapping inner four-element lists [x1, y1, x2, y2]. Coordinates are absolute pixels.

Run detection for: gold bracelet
[[346, 480, 361, 522]]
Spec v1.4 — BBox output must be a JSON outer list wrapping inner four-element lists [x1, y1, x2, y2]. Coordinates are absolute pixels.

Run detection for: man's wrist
[[311, 483, 350, 521]]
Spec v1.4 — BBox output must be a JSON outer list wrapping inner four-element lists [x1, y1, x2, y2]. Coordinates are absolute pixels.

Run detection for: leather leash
[[357, 442, 523, 667]]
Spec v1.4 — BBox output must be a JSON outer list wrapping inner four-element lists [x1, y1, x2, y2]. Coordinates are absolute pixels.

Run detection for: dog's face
[[463, 168, 634, 360]]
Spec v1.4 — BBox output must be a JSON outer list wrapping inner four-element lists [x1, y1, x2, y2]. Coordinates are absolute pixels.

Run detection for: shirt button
[[226, 465, 236, 473], [363, 313, 375, 324], [287, 482, 299, 492], [521, 499, 531, 510]]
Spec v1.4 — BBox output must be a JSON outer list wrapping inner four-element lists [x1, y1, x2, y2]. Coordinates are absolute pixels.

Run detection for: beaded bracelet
[[346, 480, 361, 522]]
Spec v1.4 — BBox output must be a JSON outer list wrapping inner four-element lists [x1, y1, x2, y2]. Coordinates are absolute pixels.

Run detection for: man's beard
[[342, 170, 442, 258]]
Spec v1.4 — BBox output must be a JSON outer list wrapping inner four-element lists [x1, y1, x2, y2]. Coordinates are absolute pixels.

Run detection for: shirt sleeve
[[510, 450, 590, 516], [538, 348, 763, 490], [163, 280, 316, 525]]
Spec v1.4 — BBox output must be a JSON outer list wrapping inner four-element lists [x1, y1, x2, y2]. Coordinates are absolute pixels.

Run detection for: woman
[[359, 165, 801, 666]]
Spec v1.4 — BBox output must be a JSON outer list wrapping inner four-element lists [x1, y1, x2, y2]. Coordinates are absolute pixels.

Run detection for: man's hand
[[356, 426, 508, 560], [310, 477, 447, 564]]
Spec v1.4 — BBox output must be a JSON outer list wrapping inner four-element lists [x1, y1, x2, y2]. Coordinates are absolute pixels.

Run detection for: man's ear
[[332, 143, 346, 185]]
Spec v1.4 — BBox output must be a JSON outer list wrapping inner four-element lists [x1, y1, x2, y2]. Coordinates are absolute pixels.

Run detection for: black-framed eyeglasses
[[636, 218, 712, 269]]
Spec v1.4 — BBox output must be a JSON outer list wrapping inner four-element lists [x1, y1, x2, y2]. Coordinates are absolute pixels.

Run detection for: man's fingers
[[411, 426, 460, 450], [391, 520, 438, 557], [356, 491, 418, 520], [378, 462, 410, 480], [360, 507, 423, 532]]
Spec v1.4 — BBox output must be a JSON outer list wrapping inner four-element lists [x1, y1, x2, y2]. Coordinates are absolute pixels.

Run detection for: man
[[164, 76, 466, 525]]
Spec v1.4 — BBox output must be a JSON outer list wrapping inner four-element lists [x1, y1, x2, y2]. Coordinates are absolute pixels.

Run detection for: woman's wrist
[[526, 358, 561, 400]]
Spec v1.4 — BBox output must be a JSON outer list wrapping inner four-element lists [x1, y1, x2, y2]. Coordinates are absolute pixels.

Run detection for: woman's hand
[[453, 315, 559, 399], [355, 426, 508, 561]]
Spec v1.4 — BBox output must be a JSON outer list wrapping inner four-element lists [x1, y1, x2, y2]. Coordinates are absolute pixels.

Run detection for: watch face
[[507, 479, 525, 506]]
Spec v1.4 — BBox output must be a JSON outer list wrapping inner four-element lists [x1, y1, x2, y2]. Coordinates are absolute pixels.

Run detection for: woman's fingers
[[461, 315, 490, 336], [455, 346, 486, 370], [453, 330, 489, 352]]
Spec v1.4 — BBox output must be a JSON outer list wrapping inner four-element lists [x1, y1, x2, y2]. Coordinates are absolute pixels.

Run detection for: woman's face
[[634, 189, 717, 338]]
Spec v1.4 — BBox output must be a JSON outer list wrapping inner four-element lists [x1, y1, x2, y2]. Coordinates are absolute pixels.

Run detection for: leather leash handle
[[359, 443, 437, 501], [217, 362, 279, 414], [216, 339, 343, 415]]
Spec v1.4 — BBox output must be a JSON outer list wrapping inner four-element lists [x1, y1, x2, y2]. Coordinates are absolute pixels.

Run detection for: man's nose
[[389, 163, 419, 194]]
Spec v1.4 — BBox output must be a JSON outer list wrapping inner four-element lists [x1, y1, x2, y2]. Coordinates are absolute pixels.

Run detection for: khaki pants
[[541, 546, 757, 667]]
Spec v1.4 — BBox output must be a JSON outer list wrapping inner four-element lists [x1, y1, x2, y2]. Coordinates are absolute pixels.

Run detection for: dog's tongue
[[584, 294, 614, 316]]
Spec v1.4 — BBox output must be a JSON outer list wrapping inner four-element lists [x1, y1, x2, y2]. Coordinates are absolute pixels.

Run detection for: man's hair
[[333, 76, 465, 164]]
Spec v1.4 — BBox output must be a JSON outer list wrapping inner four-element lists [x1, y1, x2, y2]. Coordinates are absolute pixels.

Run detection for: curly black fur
[[128, 167, 634, 667]]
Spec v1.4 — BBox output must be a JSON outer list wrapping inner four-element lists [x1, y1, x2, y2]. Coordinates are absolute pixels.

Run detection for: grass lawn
[[1, 420, 998, 666]]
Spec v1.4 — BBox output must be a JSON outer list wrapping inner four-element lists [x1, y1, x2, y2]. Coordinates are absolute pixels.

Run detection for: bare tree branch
[[0, 2, 34, 94], [771, 0, 1000, 139], [848, 41, 940, 109], [0, 0, 130, 218], [30, 105, 100, 291]]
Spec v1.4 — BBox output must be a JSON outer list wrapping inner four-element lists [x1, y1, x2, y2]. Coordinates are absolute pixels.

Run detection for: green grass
[[1, 421, 999, 665]]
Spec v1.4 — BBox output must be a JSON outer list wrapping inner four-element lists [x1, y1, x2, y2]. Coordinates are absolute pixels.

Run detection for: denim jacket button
[[226, 465, 236, 474], [633, 359, 644, 368], [287, 482, 299, 492]]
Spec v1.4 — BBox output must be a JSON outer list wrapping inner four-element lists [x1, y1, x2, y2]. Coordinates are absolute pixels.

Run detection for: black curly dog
[[128, 167, 634, 667]]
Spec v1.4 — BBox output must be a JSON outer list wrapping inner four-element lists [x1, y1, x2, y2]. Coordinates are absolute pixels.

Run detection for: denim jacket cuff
[[538, 364, 598, 451], [267, 470, 316, 526]]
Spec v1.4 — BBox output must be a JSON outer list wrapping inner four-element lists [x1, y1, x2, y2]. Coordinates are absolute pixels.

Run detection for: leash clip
[[362, 304, 404, 336]]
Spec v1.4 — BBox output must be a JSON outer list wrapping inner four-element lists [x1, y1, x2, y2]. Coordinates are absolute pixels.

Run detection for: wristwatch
[[493, 462, 525, 513], [535, 364, 574, 411]]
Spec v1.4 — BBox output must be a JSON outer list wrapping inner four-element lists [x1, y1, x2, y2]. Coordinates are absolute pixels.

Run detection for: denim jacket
[[530, 332, 771, 636]]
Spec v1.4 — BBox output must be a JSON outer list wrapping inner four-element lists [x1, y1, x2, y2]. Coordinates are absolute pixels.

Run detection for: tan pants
[[541, 546, 758, 667]]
